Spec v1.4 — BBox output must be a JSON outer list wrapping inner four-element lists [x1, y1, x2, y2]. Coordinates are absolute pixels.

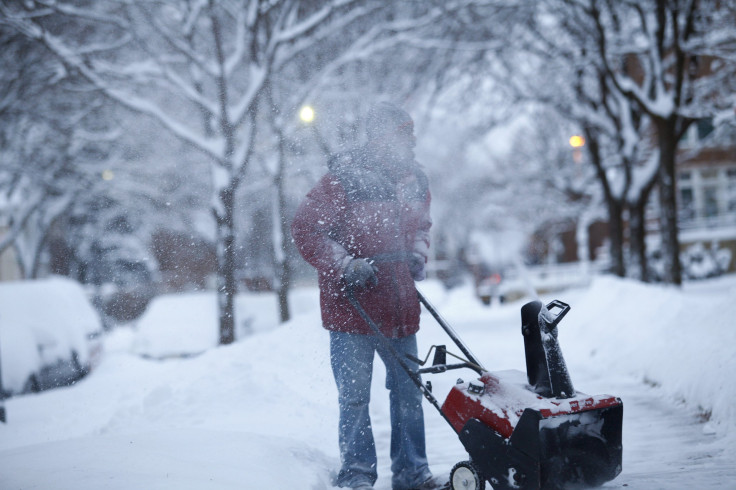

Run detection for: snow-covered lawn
[[1, 275, 734, 489]]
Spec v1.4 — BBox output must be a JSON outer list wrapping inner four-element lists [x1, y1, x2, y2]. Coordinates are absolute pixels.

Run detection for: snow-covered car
[[476, 272, 505, 306], [0, 276, 103, 396]]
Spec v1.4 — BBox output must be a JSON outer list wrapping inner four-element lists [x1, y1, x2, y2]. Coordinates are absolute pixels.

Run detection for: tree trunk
[[628, 200, 648, 281], [628, 173, 658, 282], [274, 142, 291, 324], [276, 262, 291, 323], [656, 117, 682, 285], [607, 199, 626, 277], [576, 213, 591, 279], [585, 129, 626, 277], [216, 187, 237, 345]]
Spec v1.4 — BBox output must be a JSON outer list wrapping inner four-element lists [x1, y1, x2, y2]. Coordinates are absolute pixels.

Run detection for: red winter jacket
[[291, 148, 431, 338]]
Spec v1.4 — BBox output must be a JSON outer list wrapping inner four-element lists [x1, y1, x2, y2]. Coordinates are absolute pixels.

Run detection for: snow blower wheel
[[450, 461, 483, 490]]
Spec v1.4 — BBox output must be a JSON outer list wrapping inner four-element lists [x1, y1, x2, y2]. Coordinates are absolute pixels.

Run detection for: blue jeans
[[330, 331, 432, 489]]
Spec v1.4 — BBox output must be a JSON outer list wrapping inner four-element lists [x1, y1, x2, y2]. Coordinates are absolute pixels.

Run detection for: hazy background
[[1, 1, 735, 341]]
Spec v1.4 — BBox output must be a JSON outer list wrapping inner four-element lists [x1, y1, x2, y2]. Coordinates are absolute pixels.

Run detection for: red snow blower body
[[347, 290, 623, 490], [439, 300, 623, 489]]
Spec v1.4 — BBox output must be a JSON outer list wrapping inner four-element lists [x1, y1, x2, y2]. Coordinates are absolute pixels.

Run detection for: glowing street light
[[299, 105, 315, 123], [569, 135, 585, 165], [569, 135, 585, 148], [299, 104, 330, 155]]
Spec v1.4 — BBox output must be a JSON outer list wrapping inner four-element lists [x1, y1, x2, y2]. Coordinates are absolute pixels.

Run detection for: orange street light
[[569, 135, 585, 148]]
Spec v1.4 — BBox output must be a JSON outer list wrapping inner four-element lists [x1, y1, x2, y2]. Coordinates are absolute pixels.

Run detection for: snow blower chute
[[346, 289, 623, 490]]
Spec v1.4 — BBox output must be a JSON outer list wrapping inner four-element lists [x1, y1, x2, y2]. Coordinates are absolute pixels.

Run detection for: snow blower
[[346, 288, 623, 490]]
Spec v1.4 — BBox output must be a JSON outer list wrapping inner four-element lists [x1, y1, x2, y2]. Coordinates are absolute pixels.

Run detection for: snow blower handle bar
[[416, 289, 485, 372], [544, 299, 571, 329]]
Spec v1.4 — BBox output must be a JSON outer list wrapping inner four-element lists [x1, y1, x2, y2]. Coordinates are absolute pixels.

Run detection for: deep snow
[[0, 275, 734, 489]]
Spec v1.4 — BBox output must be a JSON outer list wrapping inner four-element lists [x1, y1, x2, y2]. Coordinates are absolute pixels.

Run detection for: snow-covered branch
[[275, 0, 358, 44]]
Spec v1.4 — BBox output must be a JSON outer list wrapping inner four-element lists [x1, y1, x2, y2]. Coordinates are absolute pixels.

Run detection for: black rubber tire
[[450, 461, 484, 490]]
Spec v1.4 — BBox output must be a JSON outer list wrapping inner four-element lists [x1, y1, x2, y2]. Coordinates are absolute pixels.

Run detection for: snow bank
[[561, 275, 736, 432], [131, 288, 320, 358], [132, 276, 736, 432], [1, 275, 734, 489], [132, 292, 219, 358], [0, 430, 332, 490], [1, 296, 339, 488]]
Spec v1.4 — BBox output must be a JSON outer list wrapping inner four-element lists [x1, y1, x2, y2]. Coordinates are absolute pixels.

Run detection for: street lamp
[[569, 135, 585, 148], [299, 105, 315, 124], [299, 105, 330, 156], [569, 135, 585, 164]]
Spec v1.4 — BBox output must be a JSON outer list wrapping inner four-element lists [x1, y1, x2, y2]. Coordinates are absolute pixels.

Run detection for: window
[[677, 165, 736, 224], [701, 169, 718, 180], [679, 187, 695, 220], [727, 168, 736, 213], [703, 186, 719, 218], [697, 118, 715, 140], [679, 118, 715, 147]]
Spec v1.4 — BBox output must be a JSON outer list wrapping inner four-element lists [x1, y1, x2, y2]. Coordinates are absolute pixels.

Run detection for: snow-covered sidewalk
[[1, 276, 734, 489]]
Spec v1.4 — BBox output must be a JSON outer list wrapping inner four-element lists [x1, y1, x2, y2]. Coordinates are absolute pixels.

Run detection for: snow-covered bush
[[647, 242, 732, 282], [680, 242, 732, 280]]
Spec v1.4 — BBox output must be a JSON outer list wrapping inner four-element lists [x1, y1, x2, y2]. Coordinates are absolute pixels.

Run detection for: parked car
[[476, 272, 505, 306], [0, 276, 103, 396]]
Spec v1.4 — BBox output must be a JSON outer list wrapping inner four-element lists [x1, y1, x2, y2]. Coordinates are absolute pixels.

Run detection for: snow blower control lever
[[346, 286, 623, 490]]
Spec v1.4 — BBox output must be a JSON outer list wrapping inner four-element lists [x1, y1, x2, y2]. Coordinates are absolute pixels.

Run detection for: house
[[668, 119, 736, 275], [541, 116, 736, 277]]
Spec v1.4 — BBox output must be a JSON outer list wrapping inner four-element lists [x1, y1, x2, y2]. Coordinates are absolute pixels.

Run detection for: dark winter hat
[[366, 102, 413, 141]]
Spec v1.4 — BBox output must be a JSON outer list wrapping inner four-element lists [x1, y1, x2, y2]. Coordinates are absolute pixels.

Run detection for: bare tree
[[3, 0, 506, 340], [481, 1, 650, 278], [485, 0, 736, 282], [0, 28, 123, 278], [579, 0, 736, 284], [1, 1, 410, 343]]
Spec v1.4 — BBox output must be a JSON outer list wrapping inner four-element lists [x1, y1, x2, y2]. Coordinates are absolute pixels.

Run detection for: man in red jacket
[[292, 102, 440, 490]]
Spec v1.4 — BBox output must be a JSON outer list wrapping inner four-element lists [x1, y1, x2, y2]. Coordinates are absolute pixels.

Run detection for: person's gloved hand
[[409, 253, 426, 281], [343, 258, 378, 289]]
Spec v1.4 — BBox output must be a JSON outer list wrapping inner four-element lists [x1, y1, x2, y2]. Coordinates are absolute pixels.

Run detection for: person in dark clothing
[[291, 102, 442, 490]]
